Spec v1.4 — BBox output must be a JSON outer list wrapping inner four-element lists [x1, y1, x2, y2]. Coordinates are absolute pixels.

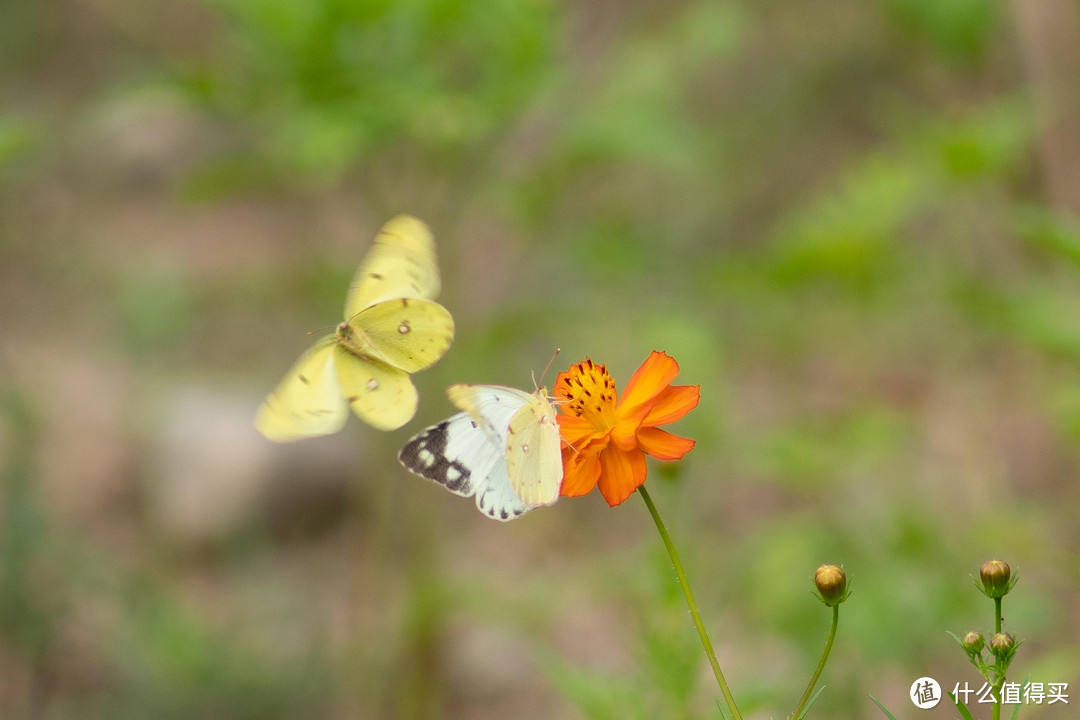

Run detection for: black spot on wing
[[397, 421, 471, 493]]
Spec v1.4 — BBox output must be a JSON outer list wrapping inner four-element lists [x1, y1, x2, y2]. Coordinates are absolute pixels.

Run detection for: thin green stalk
[[638, 485, 742, 720], [792, 604, 839, 720], [992, 597, 1003, 720]]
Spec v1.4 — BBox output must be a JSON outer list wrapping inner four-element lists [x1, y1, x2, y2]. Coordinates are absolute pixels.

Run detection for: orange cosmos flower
[[555, 351, 700, 507]]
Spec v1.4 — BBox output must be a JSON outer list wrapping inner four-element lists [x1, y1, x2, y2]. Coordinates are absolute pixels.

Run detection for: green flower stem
[[792, 604, 839, 720], [638, 485, 742, 720], [992, 597, 1003, 720]]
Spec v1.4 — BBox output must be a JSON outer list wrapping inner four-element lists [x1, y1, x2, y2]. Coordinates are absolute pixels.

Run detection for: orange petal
[[596, 446, 647, 507], [619, 351, 680, 417], [642, 384, 700, 427], [636, 427, 696, 461], [557, 413, 602, 446], [560, 446, 602, 497], [609, 399, 655, 450], [553, 369, 574, 401]]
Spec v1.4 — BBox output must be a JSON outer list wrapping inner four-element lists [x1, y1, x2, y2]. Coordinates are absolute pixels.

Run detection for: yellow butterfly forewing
[[345, 214, 441, 316]]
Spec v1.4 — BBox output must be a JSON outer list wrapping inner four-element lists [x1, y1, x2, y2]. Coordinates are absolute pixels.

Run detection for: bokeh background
[[3, 0, 1080, 718]]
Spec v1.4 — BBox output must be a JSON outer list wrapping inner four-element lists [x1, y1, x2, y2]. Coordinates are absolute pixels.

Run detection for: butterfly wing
[[345, 215, 441, 318], [332, 345, 419, 431], [345, 297, 454, 373], [446, 384, 533, 447], [505, 390, 563, 506], [399, 412, 533, 521], [475, 461, 535, 521], [255, 336, 348, 441]]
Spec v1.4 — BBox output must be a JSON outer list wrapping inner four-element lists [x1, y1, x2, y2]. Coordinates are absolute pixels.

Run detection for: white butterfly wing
[[505, 391, 563, 506], [475, 462, 534, 521], [446, 384, 533, 447], [398, 412, 533, 521]]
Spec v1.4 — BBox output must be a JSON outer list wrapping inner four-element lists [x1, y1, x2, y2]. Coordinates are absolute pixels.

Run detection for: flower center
[[556, 358, 617, 430]]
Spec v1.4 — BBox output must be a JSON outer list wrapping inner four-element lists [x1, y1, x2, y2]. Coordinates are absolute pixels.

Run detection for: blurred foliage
[[886, 0, 999, 60], [0, 118, 39, 177], [0, 393, 55, 676], [180, 0, 558, 196], [3, 0, 1080, 718]]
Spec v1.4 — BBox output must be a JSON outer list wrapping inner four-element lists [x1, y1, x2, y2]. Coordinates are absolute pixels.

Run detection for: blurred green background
[[2, 0, 1080, 717]]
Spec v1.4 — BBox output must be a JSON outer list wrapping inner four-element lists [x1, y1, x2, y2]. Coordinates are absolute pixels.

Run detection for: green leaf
[[794, 685, 827, 720], [1010, 675, 1031, 720], [1015, 205, 1080, 273], [868, 694, 898, 720], [948, 691, 976, 720]]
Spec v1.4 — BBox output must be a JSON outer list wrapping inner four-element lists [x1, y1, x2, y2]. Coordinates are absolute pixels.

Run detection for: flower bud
[[980, 560, 1013, 598], [814, 564, 849, 607], [990, 632, 1015, 658], [961, 631, 985, 655]]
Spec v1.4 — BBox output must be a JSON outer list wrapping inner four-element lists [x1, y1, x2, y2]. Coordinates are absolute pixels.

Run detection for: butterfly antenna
[[345, 307, 368, 324], [306, 323, 338, 336], [534, 348, 562, 391]]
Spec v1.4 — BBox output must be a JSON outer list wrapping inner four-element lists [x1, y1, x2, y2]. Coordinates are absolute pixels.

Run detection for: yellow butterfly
[[256, 215, 455, 441]]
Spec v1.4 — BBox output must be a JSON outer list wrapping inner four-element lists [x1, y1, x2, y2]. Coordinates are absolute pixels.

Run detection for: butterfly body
[[256, 215, 454, 441]]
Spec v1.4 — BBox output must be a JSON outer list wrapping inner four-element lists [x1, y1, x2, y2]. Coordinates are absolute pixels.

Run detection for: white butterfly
[[398, 384, 563, 521]]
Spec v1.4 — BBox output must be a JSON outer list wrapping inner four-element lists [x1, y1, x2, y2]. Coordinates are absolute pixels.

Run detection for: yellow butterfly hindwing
[[332, 346, 419, 432]]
